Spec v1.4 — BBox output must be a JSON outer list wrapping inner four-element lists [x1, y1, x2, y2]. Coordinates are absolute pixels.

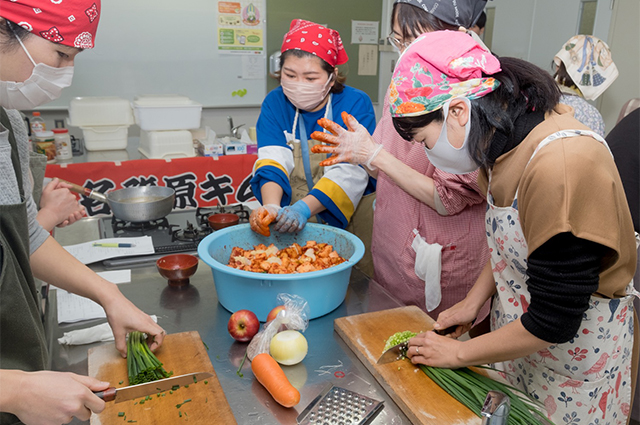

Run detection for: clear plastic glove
[[311, 111, 383, 168], [249, 204, 281, 236], [274, 200, 311, 233]]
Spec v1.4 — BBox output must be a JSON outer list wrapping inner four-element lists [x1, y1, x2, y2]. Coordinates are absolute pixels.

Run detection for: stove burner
[[111, 216, 170, 235], [171, 220, 211, 243], [196, 204, 250, 228]]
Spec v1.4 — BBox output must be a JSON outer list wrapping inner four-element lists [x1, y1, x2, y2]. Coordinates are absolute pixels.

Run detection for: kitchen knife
[[94, 372, 213, 403], [376, 325, 460, 365]]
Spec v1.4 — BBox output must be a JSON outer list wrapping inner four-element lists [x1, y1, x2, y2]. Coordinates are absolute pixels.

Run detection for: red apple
[[266, 305, 286, 323], [227, 309, 260, 342]]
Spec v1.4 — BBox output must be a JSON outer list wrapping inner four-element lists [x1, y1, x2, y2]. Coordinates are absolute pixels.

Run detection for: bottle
[[52, 128, 73, 161], [34, 130, 56, 163], [30, 112, 46, 134]]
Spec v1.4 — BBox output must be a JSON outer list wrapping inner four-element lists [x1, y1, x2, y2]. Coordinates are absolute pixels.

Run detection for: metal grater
[[297, 383, 384, 425]]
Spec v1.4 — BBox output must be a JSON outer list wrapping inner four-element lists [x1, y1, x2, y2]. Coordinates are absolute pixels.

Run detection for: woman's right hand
[[433, 297, 481, 339], [310, 111, 383, 169], [4, 370, 108, 425], [39, 178, 85, 228], [249, 204, 281, 236]]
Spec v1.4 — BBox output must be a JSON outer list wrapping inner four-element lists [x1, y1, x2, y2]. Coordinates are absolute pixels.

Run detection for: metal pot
[[64, 180, 175, 222]]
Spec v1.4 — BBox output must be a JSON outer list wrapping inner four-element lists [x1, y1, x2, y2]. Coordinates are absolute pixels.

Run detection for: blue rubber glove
[[274, 200, 311, 233]]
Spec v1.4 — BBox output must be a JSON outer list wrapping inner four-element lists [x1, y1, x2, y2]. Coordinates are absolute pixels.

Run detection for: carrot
[[251, 353, 300, 408]]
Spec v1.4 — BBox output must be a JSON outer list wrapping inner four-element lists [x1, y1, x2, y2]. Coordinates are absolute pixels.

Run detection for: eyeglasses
[[387, 33, 411, 52]]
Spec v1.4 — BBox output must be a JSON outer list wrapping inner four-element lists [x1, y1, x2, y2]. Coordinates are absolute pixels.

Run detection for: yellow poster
[[217, 0, 265, 54]]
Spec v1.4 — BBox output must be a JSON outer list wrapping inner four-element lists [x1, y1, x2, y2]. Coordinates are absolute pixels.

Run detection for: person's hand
[[274, 200, 311, 233], [249, 204, 281, 236], [101, 290, 166, 357], [406, 332, 466, 369], [310, 111, 383, 168], [39, 178, 85, 228], [8, 370, 108, 424], [433, 297, 481, 339]]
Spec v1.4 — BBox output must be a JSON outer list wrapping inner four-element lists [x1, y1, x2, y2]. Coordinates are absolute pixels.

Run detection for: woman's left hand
[[102, 291, 166, 357], [406, 331, 466, 369]]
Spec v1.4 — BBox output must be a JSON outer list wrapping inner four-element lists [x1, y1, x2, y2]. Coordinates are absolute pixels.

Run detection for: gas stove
[[99, 204, 250, 269]]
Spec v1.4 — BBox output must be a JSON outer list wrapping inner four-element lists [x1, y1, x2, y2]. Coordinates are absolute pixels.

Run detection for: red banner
[[45, 155, 258, 217]]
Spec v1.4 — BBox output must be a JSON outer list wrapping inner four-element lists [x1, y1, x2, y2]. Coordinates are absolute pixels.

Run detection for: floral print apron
[[487, 129, 638, 425]]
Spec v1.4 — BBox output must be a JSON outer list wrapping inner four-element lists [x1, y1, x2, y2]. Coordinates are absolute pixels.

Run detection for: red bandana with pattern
[[0, 0, 100, 49], [281, 19, 348, 67]]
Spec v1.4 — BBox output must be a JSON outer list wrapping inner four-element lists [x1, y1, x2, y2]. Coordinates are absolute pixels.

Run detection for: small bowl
[[208, 213, 240, 230], [156, 254, 199, 287]]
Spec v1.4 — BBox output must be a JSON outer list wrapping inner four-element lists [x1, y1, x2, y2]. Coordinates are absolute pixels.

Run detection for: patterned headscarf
[[0, 0, 100, 49], [554, 35, 618, 101], [394, 0, 488, 29], [281, 19, 348, 67], [389, 30, 501, 117]]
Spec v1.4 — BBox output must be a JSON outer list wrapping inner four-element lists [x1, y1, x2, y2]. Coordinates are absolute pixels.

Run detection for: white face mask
[[0, 30, 74, 110], [424, 97, 479, 175], [281, 74, 333, 111]]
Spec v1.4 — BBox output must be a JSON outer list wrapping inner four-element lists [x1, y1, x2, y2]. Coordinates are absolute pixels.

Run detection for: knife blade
[[94, 372, 213, 403], [376, 325, 460, 365], [377, 342, 409, 364]]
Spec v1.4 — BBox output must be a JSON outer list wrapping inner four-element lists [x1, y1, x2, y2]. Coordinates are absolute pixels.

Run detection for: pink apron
[[487, 129, 638, 424]]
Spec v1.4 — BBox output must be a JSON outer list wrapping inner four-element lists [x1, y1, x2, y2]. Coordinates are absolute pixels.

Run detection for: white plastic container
[[138, 130, 195, 159], [133, 95, 203, 131], [68, 96, 134, 127], [81, 125, 129, 151]]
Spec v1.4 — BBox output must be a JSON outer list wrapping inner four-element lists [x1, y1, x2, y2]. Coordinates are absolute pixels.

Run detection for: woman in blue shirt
[[250, 19, 376, 274]]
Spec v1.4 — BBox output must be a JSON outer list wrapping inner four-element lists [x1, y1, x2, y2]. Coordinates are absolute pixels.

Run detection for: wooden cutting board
[[88, 331, 236, 425], [334, 306, 481, 425]]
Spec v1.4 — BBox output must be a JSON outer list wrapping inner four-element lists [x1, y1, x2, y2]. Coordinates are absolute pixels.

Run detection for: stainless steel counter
[[51, 218, 410, 424]]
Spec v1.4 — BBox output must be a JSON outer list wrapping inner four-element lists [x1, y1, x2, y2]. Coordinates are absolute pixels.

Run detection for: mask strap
[[9, 22, 38, 67]]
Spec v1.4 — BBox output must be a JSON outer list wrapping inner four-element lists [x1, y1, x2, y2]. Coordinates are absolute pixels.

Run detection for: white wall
[[598, 0, 640, 132]]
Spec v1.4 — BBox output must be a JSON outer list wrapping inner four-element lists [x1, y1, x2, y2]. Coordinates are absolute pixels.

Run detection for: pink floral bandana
[[390, 30, 501, 117], [0, 0, 100, 49]]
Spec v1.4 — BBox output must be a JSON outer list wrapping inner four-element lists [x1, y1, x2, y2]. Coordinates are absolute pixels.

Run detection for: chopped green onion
[[126, 331, 173, 385], [118, 412, 125, 417], [203, 341, 209, 350]]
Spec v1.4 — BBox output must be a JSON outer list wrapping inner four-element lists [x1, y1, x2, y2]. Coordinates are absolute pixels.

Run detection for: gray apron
[[0, 109, 49, 425], [289, 98, 375, 276], [28, 151, 47, 208]]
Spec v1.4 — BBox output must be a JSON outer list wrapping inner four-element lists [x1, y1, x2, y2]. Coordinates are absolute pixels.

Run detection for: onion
[[269, 330, 308, 366], [303, 248, 316, 261]]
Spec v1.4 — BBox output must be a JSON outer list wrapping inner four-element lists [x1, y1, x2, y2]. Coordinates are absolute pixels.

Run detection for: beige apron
[[288, 98, 375, 276]]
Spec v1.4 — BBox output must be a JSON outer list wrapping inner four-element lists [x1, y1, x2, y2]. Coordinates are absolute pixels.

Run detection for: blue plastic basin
[[198, 223, 364, 321]]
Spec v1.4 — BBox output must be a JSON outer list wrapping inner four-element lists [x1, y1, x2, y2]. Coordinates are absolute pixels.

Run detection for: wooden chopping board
[[88, 331, 236, 425], [334, 306, 481, 425]]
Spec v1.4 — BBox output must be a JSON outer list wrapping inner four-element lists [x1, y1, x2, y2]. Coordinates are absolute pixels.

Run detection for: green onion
[[118, 412, 125, 417], [384, 331, 556, 425], [126, 331, 173, 385]]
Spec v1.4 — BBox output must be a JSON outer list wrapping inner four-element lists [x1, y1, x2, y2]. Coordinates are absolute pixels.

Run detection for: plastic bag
[[411, 229, 442, 312], [247, 293, 310, 361]]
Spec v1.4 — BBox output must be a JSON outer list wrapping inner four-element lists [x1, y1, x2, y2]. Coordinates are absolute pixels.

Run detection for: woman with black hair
[[314, 0, 492, 323], [313, 30, 637, 423]]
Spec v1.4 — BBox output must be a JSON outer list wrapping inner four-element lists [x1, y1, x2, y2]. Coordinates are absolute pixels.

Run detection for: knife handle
[[94, 387, 116, 402], [434, 324, 459, 336]]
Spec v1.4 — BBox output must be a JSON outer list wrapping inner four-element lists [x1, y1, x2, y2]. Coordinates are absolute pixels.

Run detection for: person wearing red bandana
[[0, 2, 165, 424], [249, 19, 377, 275]]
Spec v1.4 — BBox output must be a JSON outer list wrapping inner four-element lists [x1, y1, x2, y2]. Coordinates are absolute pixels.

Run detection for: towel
[[412, 229, 442, 312], [58, 315, 158, 345]]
